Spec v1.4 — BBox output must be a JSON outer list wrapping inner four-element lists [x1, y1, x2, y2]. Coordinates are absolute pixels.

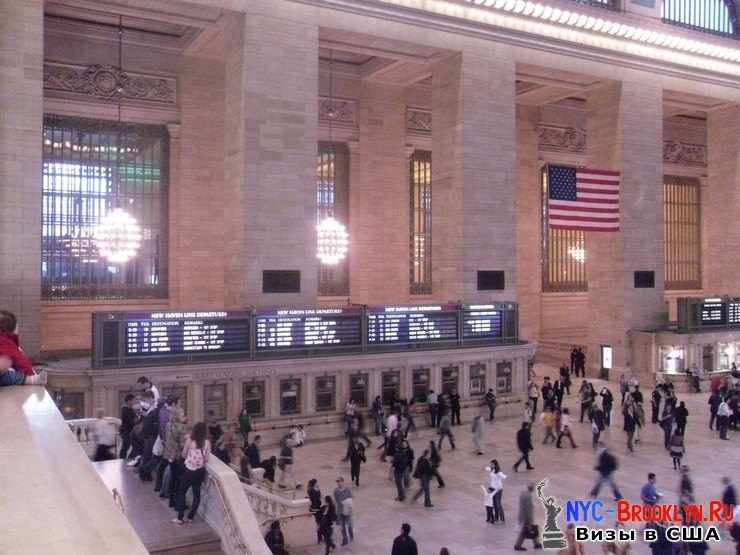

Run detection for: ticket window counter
[[441, 366, 459, 396], [717, 343, 739, 371], [382, 371, 400, 406], [660, 346, 685, 374], [702, 345, 714, 374]]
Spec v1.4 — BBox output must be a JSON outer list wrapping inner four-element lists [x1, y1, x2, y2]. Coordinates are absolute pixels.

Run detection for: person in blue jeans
[[333, 477, 354, 545], [0, 354, 47, 387]]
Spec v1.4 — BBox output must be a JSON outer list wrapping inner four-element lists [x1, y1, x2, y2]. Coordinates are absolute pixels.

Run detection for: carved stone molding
[[537, 124, 586, 154], [319, 97, 357, 127], [44, 62, 176, 104], [663, 140, 706, 167], [406, 107, 432, 136]]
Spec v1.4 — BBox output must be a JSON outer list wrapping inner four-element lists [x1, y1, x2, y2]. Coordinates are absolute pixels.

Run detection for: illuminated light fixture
[[567, 247, 586, 263], [462, 0, 740, 65], [95, 208, 142, 264], [93, 15, 142, 265], [316, 216, 349, 265]]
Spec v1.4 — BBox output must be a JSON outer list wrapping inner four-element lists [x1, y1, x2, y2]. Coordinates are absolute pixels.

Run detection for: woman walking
[[487, 459, 507, 524], [320, 495, 337, 554], [172, 422, 211, 524]]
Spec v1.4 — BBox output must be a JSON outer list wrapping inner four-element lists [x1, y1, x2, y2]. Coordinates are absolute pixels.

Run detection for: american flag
[[547, 165, 620, 232]]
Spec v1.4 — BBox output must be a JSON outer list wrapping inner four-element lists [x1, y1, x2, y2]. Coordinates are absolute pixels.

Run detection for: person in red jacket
[[0, 310, 45, 384]]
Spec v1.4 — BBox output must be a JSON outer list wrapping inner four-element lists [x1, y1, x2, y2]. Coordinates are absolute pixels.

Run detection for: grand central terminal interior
[[2, 0, 740, 553]]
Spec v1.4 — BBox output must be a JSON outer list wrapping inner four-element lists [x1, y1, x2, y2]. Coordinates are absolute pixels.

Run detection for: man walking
[[391, 523, 418, 555], [392, 446, 407, 501], [513, 422, 534, 472], [640, 473, 661, 506], [333, 477, 354, 546], [450, 389, 462, 426], [485, 389, 497, 421], [411, 450, 434, 508], [556, 407, 577, 449], [427, 390, 439, 428], [708, 391, 721, 431], [437, 412, 456, 450], [590, 445, 622, 500], [514, 482, 542, 551], [527, 381, 540, 418]]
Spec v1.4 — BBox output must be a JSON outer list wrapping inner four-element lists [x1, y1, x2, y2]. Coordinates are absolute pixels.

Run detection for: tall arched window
[[662, 0, 736, 36]]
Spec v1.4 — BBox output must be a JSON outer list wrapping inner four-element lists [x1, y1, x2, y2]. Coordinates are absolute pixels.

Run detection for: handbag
[[152, 435, 164, 456]]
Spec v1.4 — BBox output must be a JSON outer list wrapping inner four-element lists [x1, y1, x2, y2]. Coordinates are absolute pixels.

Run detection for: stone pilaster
[[431, 52, 517, 303], [223, 13, 319, 307], [350, 82, 408, 304], [516, 105, 542, 343], [704, 106, 740, 294], [170, 55, 226, 309], [586, 81, 664, 376], [0, 1, 43, 357]]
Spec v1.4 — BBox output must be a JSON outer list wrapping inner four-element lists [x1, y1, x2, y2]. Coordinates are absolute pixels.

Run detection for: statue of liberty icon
[[536, 478, 567, 549]]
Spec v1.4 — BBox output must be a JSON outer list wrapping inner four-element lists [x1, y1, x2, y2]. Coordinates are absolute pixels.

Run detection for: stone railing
[[242, 481, 312, 528], [67, 417, 122, 458], [200, 457, 272, 555]]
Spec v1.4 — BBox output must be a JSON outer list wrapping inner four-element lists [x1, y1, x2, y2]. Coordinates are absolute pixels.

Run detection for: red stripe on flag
[[577, 168, 621, 176]]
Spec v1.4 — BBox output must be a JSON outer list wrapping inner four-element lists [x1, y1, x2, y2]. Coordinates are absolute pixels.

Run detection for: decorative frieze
[[319, 97, 356, 126], [44, 62, 176, 104], [663, 140, 707, 167], [537, 124, 586, 154], [406, 107, 432, 136]]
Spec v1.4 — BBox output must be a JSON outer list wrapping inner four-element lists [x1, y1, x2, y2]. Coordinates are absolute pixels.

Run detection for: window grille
[[662, 0, 735, 36], [410, 151, 432, 294], [42, 115, 168, 300], [664, 176, 701, 290]]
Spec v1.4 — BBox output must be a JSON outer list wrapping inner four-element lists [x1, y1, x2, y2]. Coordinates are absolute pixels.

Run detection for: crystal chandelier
[[94, 15, 142, 264], [317, 216, 349, 265], [95, 208, 142, 264]]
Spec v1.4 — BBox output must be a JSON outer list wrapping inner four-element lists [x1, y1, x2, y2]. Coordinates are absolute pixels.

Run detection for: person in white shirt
[[556, 408, 577, 449], [386, 411, 399, 438], [717, 399, 732, 440], [93, 408, 117, 462], [137, 376, 160, 406], [481, 485, 495, 524], [485, 459, 507, 524]]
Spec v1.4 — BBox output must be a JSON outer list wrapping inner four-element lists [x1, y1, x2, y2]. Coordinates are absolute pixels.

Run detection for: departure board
[[699, 300, 726, 325], [366, 305, 458, 345], [462, 304, 503, 339], [255, 307, 362, 352], [728, 300, 740, 325], [124, 311, 250, 357]]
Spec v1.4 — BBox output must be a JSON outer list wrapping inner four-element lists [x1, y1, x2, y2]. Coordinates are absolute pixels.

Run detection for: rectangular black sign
[[462, 305, 504, 339], [366, 305, 458, 345], [124, 311, 250, 358], [255, 307, 362, 351]]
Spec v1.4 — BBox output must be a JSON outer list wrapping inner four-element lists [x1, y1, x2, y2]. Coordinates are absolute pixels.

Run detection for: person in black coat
[[570, 348, 578, 377], [513, 422, 534, 472], [391, 523, 418, 555], [449, 391, 462, 426], [349, 441, 366, 487], [708, 392, 722, 430], [651, 386, 662, 424], [264, 520, 287, 555], [119, 394, 138, 460], [411, 450, 434, 507], [722, 477, 737, 507], [307, 479, 323, 544], [319, 496, 337, 555], [559, 362, 571, 395], [392, 448, 408, 501], [674, 401, 689, 435]]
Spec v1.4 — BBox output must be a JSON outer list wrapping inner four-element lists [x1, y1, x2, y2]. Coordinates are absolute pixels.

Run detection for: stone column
[[705, 106, 740, 293], [223, 13, 318, 307], [516, 106, 542, 343], [0, 1, 43, 357], [431, 52, 517, 303], [351, 82, 408, 304], [586, 81, 664, 376], [171, 53, 226, 308]]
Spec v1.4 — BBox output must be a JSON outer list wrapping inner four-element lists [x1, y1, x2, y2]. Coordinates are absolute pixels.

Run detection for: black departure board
[[255, 307, 362, 352], [699, 300, 725, 325], [366, 305, 459, 345], [677, 297, 740, 331], [124, 311, 249, 357], [462, 304, 503, 339]]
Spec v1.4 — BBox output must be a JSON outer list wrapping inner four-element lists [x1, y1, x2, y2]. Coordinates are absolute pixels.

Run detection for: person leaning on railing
[[0, 310, 47, 387]]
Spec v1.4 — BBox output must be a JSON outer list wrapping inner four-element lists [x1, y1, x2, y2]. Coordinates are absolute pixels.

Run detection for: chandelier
[[317, 217, 349, 265], [95, 208, 142, 264], [94, 15, 142, 264]]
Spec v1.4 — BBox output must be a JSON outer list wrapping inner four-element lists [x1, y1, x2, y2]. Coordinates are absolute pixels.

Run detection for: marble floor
[[275, 365, 737, 555]]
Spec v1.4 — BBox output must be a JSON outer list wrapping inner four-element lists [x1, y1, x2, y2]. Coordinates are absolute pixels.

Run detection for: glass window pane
[[317, 142, 349, 296], [280, 378, 301, 415], [382, 371, 400, 405], [410, 151, 432, 294], [243, 382, 266, 418], [411, 368, 430, 403], [203, 384, 228, 421], [42, 115, 168, 299], [441, 366, 459, 396], [315, 376, 336, 412], [349, 374, 369, 407], [664, 177, 701, 290], [469, 363, 486, 397]]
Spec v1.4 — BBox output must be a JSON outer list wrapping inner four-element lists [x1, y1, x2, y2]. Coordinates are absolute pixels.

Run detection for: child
[[669, 431, 685, 470], [481, 485, 495, 524], [0, 354, 46, 387]]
